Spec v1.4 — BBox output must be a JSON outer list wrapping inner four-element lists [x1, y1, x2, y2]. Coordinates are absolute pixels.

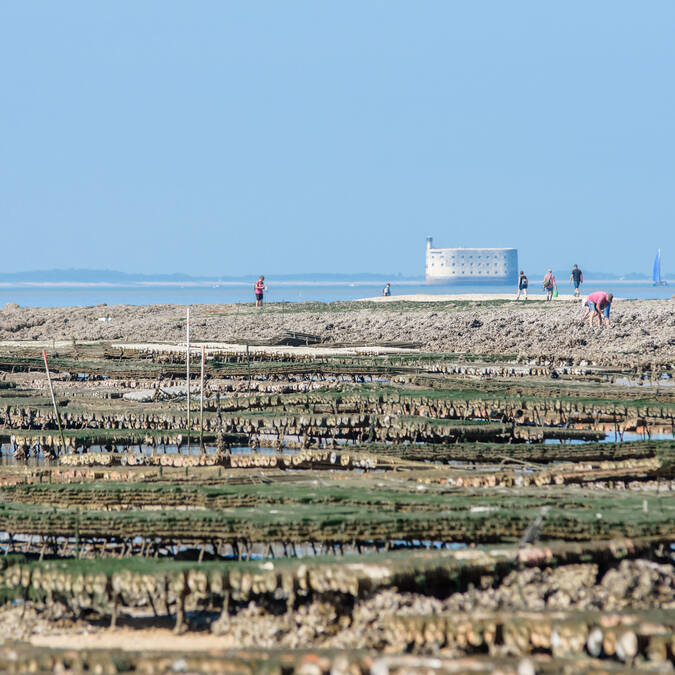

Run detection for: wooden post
[[42, 350, 67, 455], [186, 307, 190, 455], [75, 508, 80, 559], [200, 344, 205, 453], [247, 344, 251, 393]]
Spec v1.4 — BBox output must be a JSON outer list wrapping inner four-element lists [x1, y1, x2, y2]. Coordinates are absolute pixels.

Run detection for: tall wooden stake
[[247, 344, 251, 393], [200, 344, 205, 453], [42, 350, 67, 455], [186, 307, 190, 455]]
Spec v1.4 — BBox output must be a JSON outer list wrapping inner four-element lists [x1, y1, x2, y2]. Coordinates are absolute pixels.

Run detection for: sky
[[1, 1, 674, 278]]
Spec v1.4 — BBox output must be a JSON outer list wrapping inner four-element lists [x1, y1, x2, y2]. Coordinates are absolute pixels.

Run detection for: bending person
[[581, 291, 614, 326]]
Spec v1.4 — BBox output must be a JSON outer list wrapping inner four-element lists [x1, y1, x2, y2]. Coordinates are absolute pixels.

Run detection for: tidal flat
[[0, 298, 672, 672]]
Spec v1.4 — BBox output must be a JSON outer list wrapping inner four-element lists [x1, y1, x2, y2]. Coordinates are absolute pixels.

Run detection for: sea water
[[0, 280, 671, 308]]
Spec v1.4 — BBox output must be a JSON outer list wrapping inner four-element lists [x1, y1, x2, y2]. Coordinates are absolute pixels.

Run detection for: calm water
[[0, 280, 671, 308]]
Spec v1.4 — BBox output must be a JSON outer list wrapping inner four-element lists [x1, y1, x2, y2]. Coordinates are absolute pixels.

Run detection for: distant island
[[0, 270, 421, 284], [0, 268, 666, 284]]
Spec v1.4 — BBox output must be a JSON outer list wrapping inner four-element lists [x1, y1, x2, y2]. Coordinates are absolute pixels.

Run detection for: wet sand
[[359, 292, 581, 302]]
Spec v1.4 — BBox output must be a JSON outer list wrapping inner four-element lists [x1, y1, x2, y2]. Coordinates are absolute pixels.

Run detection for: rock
[[517, 658, 536, 675], [586, 627, 603, 657], [616, 630, 638, 663]]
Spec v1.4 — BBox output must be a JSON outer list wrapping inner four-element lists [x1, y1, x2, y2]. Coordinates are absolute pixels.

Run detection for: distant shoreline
[[358, 293, 584, 302], [0, 278, 667, 290]]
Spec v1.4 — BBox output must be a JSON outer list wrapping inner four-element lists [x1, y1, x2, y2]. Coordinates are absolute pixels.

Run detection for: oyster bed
[[0, 299, 673, 671]]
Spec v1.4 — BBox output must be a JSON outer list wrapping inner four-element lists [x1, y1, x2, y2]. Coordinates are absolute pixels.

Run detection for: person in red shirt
[[254, 276, 266, 308], [581, 291, 614, 326]]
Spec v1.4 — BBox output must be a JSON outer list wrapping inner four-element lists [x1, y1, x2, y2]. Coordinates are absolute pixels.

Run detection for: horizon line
[[0, 267, 663, 279]]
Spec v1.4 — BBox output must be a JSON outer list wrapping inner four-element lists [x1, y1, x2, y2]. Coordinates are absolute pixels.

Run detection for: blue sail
[[653, 250, 661, 284], [652, 249, 667, 285]]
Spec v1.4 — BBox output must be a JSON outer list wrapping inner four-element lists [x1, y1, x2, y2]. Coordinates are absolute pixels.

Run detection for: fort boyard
[[425, 236, 518, 285]]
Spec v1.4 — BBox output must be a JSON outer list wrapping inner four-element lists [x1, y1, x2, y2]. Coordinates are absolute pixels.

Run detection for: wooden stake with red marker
[[42, 350, 67, 455]]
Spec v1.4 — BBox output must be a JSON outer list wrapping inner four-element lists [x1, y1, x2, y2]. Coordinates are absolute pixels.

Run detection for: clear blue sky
[[1, 1, 674, 277]]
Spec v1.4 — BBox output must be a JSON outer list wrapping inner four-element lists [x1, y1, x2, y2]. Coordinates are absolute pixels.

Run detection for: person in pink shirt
[[542, 270, 557, 301], [581, 291, 614, 326], [254, 276, 266, 308]]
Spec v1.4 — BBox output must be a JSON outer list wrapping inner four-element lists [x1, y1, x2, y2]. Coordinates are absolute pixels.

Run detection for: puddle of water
[[544, 431, 673, 445], [608, 431, 674, 442], [0, 441, 302, 465], [0, 444, 52, 466], [0, 534, 468, 560], [612, 375, 674, 387], [391, 540, 467, 550], [230, 446, 298, 456]]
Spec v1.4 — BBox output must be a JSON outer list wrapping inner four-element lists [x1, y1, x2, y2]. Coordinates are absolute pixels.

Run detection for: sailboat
[[652, 249, 668, 286]]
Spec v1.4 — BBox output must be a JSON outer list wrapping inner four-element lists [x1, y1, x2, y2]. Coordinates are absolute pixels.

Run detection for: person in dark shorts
[[254, 276, 266, 308], [516, 271, 528, 300], [569, 265, 583, 297]]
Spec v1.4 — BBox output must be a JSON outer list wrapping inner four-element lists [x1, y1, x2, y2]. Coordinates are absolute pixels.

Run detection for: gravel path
[[0, 298, 673, 366]]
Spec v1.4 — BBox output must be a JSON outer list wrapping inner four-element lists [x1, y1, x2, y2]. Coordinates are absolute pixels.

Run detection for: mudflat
[[1, 296, 673, 365], [0, 295, 673, 670]]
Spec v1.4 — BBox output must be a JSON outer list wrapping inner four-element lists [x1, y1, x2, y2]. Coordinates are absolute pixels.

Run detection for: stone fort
[[425, 237, 518, 285]]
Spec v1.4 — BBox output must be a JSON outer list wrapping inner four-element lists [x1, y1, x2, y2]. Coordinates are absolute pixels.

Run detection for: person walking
[[254, 275, 266, 308], [543, 270, 557, 301], [581, 291, 613, 326], [382, 283, 391, 297], [516, 271, 528, 300], [569, 265, 583, 297]]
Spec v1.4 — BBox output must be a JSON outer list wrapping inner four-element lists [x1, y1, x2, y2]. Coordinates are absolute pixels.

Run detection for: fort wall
[[425, 237, 518, 285]]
